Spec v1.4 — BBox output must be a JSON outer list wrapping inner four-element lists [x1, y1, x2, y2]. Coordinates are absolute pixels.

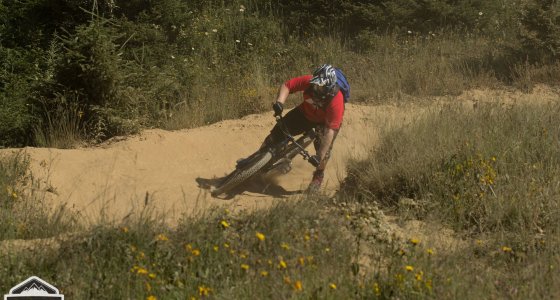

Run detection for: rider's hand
[[272, 102, 283, 116]]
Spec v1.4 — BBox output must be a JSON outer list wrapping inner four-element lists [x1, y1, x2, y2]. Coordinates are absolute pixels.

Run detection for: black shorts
[[268, 107, 319, 145]]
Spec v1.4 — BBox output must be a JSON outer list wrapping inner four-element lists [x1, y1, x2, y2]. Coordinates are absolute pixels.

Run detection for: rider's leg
[[261, 106, 315, 150], [237, 106, 314, 168], [308, 127, 340, 192]]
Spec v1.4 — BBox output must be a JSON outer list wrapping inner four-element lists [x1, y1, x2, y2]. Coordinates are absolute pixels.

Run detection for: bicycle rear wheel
[[211, 151, 273, 197]]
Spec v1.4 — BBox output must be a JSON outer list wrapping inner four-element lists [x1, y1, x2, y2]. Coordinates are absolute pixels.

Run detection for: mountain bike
[[211, 115, 320, 197]]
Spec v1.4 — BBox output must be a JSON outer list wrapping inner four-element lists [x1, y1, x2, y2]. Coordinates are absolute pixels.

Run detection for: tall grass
[[0, 151, 78, 240], [0, 197, 370, 299], [344, 100, 560, 299]]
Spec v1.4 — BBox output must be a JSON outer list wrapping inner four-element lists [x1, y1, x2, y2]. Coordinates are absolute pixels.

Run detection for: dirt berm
[[1, 104, 417, 224]]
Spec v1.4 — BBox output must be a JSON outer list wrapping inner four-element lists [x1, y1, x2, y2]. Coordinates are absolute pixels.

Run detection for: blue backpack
[[335, 68, 350, 103]]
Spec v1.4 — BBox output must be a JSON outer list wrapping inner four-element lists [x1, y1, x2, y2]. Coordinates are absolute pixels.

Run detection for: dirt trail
[[0, 104, 414, 224], [3, 85, 557, 226]]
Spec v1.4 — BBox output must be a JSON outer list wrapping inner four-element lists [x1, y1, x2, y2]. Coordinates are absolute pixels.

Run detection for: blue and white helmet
[[310, 64, 338, 102]]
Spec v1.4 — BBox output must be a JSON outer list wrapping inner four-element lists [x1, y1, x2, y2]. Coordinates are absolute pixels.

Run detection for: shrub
[[519, 0, 560, 61]]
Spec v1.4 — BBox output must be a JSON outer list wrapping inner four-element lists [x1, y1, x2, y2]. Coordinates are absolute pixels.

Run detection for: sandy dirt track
[[3, 85, 559, 225], [1, 104, 415, 224]]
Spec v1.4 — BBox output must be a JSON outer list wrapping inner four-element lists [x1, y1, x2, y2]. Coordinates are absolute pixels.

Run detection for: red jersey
[[283, 75, 344, 129]]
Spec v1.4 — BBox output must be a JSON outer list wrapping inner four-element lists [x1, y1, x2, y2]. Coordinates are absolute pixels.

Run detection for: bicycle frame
[[264, 115, 319, 172], [211, 114, 319, 197]]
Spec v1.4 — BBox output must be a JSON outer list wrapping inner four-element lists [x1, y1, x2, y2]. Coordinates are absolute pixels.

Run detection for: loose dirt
[[1, 103, 417, 225]]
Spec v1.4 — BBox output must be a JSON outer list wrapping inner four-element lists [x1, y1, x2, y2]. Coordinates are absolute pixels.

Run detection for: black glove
[[272, 102, 283, 116], [309, 155, 321, 168]]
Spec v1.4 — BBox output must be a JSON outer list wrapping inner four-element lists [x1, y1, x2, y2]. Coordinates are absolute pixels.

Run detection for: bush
[[519, 0, 560, 61]]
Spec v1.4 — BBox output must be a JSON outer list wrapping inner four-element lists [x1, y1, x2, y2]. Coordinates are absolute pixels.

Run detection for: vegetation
[[2, 1, 560, 299], [1, 0, 560, 147], [343, 101, 560, 299]]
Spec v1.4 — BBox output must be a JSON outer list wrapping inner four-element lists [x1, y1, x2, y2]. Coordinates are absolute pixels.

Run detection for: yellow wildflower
[[373, 282, 381, 296], [415, 271, 423, 281], [148, 273, 156, 279], [213, 245, 219, 252], [405, 265, 414, 272], [256, 232, 266, 241], [198, 285, 211, 296], [278, 260, 287, 269], [220, 220, 230, 228], [137, 268, 149, 275], [304, 234, 311, 241], [425, 279, 433, 291], [121, 226, 129, 233], [241, 264, 250, 270], [191, 249, 201, 256], [280, 242, 290, 250], [329, 283, 337, 290], [426, 248, 434, 255], [260, 270, 269, 277], [146, 295, 156, 300], [409, 238, 420, 245], [156, 234, 168, 241], [293, 280, 303, 291], [502, 246, 513, 253]]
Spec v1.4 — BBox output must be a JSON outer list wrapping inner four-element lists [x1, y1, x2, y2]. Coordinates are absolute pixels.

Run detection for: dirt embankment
[[4, 85, 559, 225], [2, 85, 558, 255], [1, 103, 418, 224]]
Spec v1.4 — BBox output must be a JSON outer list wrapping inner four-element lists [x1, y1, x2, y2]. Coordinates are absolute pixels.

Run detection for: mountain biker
[[263, 64, 345, 192]]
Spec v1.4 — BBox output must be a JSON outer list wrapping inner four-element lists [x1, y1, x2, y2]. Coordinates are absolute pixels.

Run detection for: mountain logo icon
[[4, 276, 63, 300]]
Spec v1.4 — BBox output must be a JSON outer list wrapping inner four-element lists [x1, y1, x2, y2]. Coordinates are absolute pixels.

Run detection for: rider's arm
[[317, 128, 336, 170], [275, 83, 290, 105]]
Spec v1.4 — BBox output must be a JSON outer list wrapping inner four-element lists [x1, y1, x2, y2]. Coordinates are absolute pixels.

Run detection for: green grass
[[0, 196, 371, 299], [344, 100, 560, 299]]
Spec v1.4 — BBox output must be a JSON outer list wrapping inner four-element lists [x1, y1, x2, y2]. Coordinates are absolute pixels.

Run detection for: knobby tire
[[211, 151, 273, 197]]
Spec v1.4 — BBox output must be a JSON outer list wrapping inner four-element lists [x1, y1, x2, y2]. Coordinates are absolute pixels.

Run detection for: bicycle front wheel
[[211, 151, 273, 197]]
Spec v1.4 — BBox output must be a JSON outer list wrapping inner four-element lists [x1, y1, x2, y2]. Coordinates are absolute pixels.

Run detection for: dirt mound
[[0, 104, 414, 224]]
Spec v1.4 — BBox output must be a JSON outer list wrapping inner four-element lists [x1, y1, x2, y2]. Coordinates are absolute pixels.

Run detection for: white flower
[[239, 8, 245, 12], [479, 12, 483, 16], [235, 39, 240, 43], [407, 30, 412, 34], [248, 42, 253, 46], [212, 29, 217, 33], [192, 47, 195, 50], [171, 55, 175, 59], [204, 32, 209, 36]]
